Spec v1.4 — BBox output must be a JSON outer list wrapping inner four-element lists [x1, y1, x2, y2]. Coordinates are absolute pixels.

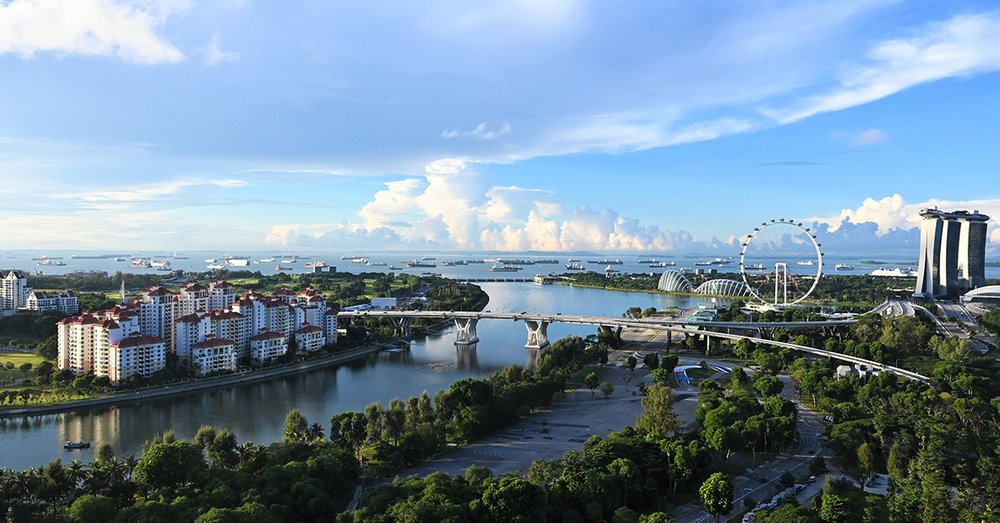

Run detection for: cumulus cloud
[[851, 128, 889, 145], [0, 0, 186, 63], [805, 194, 1000, 252], [767, 12, 1000, 123]]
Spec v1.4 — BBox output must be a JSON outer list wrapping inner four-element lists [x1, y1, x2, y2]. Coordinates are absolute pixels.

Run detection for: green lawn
[[0, 352, 45, 367]]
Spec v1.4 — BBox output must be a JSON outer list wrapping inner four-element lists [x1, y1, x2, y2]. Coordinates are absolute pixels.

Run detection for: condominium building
[[250, 329, 287, 363], [190, 337, 238, 376], [176, 280, 237, 316], [108, 334, 167, 384], [174, 313, 212, 363], [56, 308, 144, 380], [0, 270, 30, 313], [294, 324, 325, 353], [915, 209, 991, 297], [26, 290, 79, 314], [135, 286, 177, 348], [324, 309, 338, 345]]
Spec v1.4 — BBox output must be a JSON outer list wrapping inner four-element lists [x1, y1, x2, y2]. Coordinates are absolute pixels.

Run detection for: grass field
[[0, 352, 45, 367]]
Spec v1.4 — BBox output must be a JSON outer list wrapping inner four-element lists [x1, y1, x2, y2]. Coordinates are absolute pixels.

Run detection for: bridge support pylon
[[456, 344, 479, 369], [524, 319, 550, 349], [454, 318, 479, 347], [392, 317, 413, 337]]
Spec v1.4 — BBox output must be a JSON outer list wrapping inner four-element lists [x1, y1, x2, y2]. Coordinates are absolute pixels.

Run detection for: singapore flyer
[[739, 218, 823, 307]]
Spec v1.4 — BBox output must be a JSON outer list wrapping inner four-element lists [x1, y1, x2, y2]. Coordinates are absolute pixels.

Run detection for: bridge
[[337, 310, 931, 383]]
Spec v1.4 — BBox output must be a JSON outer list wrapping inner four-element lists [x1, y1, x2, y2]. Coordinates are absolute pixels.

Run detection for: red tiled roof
[[295, 324, 323, 334], [112, 334, 165, 348], [145, 287, 177, 297], [211, 280, 232, 289], [192, 338, 234, 349], [176, 313, 204, 324], [272, 287, 294, 296], [209, 310, 243, 320], [250, 330, 285, 341]]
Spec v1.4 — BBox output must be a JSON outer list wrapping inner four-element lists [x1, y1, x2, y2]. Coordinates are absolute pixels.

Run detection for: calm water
[[0, 283, 718, 470]]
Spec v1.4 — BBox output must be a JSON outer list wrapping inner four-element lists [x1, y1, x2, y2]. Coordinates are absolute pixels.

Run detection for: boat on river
[[63, 441, 90, 450]]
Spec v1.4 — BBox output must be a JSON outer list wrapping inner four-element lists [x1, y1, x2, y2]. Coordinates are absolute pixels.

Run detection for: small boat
[[205, 258, 219, 263], [114, 257, 125, 262], [489, 263, 521, 272], [150, 260, 170, 268], [207, 263, 225, 270], [389, 266, 403, 270], [129, 258, 151, 268], [594, 258, 623, 265], [38, 260, 67, 266], [281, 258, 297, 264], [64, 441, 90, 450], [797, 260, 815, 266], [565, 262, 585, 270], [835, 264, 855, 271], [695, 261, 713, 267], [275, 265, 293, 271], [405, 260, 437, 268], [744, 263, 766, 270], [421, 256, 436, 261], [155, 266, 171, 272]]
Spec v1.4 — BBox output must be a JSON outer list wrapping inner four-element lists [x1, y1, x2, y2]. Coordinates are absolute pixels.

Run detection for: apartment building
[[190, 337, 238, 376], [108, 334, 167, 384], [294, 324, 325, 353], [0, 270, 30, 313], [250, 329, 287, 363], [26, 290, 79, 314]]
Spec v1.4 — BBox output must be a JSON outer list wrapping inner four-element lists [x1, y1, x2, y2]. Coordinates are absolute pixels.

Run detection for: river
[[0, 283, 721, 470]]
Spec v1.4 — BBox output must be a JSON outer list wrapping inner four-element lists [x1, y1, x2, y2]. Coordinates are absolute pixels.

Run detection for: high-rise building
[[0, 270, 30, 313], [914, 209, 990, 297]]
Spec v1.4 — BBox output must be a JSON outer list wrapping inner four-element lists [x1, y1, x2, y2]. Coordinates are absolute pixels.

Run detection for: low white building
[[108, 334, 167, 384], [250, 329, 287, 363], [26, 290, 79, 314], [294, 324, 325, 353], [190, 337, 238, 376]]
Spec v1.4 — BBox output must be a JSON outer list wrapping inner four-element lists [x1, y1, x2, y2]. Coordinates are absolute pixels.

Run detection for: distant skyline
[[2, 1, 1000, 253]]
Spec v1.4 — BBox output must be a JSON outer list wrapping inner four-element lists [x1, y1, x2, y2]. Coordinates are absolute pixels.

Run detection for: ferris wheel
[[739, 218, 823, 306]]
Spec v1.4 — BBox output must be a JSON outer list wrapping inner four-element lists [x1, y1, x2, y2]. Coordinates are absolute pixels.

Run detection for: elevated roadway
[[339, 310, 931, 383]]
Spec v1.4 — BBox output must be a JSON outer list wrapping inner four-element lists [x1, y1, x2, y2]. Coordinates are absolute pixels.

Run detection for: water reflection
[[0, 283, 720, 469]]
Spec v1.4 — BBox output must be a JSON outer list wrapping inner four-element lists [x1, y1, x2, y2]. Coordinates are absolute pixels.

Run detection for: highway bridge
[[338, 309, 931, 383]]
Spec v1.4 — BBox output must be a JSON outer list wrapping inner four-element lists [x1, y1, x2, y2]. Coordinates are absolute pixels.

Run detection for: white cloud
[[201, 34, 239, 67], [51, 178, 245, 210], [441, 122, 511, 140], [851, 128, 889, 145], [766, 12, 1000, 123], [806, 193, 1000, 244], [0, 0, 186, 64]]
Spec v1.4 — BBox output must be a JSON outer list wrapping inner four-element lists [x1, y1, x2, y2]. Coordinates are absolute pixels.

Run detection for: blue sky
[[1, 0, 999, 253]]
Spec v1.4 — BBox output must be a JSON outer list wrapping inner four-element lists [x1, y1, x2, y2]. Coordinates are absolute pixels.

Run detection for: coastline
[[0, 344, 384, 418]]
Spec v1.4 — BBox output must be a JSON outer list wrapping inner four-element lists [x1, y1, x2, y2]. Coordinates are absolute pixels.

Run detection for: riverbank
[[0, 344, 385, 418]]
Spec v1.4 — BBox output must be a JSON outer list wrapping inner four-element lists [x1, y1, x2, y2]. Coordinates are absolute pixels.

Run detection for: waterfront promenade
[[0, 344, 384, 417]]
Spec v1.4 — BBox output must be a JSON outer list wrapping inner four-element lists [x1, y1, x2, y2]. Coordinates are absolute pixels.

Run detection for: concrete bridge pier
[[454, 318, 480, 347], [391, 317, 413, 337], [524, 319, 550, 349]]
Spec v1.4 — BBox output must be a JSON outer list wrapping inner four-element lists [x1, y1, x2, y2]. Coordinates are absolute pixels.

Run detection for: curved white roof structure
[[694, 279, 752, 297], [961, 285, 1000, 304], [658, 270, 693, 292]]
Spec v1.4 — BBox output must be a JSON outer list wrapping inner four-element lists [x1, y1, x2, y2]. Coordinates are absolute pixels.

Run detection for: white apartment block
[[108, 335, 167, 384], [0, 270, 30, 313], [324, 309, 338, 345], [250, 329, 287, 363], [294, 324, 325, 353], [208, 310, 250, 359], [26, 290, 79, 314], [135, 286, 177, 349], [174, 313, 212, 363], [176, 280, 237, 316], [190, 338, 238, 376]]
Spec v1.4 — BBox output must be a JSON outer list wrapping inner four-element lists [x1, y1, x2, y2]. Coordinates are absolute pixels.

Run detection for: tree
[[636, 384, 681, 437], [733, 339, 754, 361], [608, 457, 637, 508], [626, 356, 637, 373], [638, 513, 677, 523], [365, 402, 385, 442], [625, 307, 643, 320], [699, 473, 733, 523], [384, 398, 406, 444], [659, 354, 678, 373], [481, 476, 547, 523], [643, 353, 660, 370], [584, 371, 600, 399], [754, 375, 784, 397], [651, 368, 672, 386], [601, 381, 614, 400], [67, 494, 117, 523], [857, 442, 876, 485], [282, 409, 309, 442], [330, 412, 367, 460], [133, 441, 206, 492]]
